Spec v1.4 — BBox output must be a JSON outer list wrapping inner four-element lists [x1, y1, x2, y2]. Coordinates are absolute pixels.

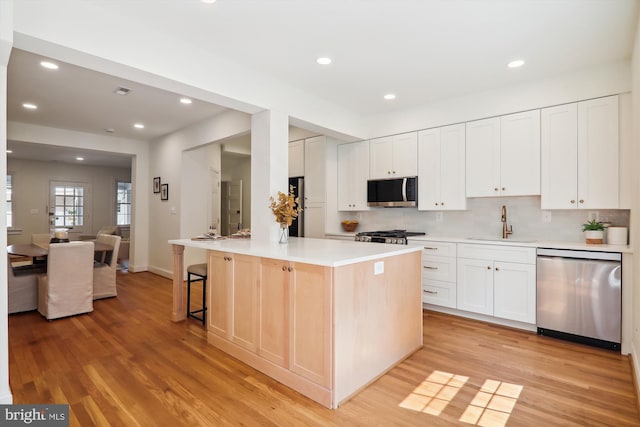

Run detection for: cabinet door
[[338, 141, 369, 211], [457, 258, 493, 315], [541, 103, 578, 209], [392, 132, 418, 177], [258, 258, 290, 367], [369, 136, 394, 179], [578, 96, 619, 209], [304, 136, 326, 203], [493, 261, 536, 324], [304, 202, 325, 238], [500, 110, 540, 196], [440, 124, 467, 210], [288, 140, 305, 178], [465, 117, 500, 197], [231, 254, 259, 351], [289, 262, 331, 387], [418, 128, 442, 210], [208, 251, 232, 338]]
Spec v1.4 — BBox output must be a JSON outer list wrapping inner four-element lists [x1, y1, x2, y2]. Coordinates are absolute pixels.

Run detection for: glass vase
[[279, 224, 289, 244]]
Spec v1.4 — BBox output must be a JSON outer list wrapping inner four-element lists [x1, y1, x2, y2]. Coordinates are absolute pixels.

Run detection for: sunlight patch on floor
[[459, 379, 523, 427], [399, 370, 469, 416], [399, 372, 523, 426]]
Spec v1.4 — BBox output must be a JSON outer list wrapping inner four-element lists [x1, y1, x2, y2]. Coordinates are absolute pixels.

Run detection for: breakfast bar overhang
[[169, 237, 423, 408]]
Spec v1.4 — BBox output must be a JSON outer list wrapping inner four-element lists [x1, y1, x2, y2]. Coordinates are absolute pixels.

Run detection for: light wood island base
[[205, 249, 422, 409]]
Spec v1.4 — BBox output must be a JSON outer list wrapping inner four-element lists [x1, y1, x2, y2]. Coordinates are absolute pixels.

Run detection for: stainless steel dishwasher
[[536, 248, 621, 350]]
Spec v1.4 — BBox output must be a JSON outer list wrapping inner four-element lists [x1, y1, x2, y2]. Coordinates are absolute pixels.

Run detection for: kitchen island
[[169, 237, 423, 408]]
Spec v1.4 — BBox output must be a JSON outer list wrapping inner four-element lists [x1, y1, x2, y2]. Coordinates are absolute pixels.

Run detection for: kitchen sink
[[466, 237, 536, 243]]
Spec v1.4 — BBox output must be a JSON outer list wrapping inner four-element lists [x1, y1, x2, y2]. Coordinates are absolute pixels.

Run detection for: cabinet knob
[[502, 187, 506, 191], [387, 171, 391, 175], [288, 267, 293, 272], [282, 266, 287, 271], [570, 200, 576, 204], [392, 171, 396, 174], [494, 188, 499, 192], [495, 267, 500, 271], [579, 199, 584, 204], [487, 266, 491, 270], [435, 202, 439, 206], [441, 202, 444, 206]]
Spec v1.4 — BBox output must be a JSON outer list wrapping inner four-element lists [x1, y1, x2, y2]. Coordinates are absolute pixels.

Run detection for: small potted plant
[[582, 219, 605, 244]]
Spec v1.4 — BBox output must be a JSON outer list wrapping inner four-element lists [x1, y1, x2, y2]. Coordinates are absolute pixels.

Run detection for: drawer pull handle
[[423, 247, 438, 250], [424, 290, 438, 295], [423, 266, 438, 270]]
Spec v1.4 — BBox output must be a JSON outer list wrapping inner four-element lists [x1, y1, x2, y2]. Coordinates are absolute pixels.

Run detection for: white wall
[[148, 110, 251, 278], [630, 5, 640, 399], [7, 158, 131, 244]]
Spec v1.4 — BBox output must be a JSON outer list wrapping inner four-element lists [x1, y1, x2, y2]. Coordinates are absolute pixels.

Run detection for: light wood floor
[[8, 271, 639, 426]]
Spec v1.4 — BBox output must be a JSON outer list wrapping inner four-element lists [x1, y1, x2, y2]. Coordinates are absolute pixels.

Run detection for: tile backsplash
[[341, 196, 630, 243]]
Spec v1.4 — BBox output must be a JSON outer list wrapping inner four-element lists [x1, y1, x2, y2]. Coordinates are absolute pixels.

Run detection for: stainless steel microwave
[[367, 177, 418, 207]]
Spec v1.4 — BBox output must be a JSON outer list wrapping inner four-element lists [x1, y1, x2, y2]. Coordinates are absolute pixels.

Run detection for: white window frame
[[49, 180, 92, 233], [116, 180, 132, 226]]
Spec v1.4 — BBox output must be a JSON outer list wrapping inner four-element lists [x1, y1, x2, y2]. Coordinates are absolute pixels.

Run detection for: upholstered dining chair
[[93, 234, 121, 299], [7, 255, 38, 314], [37, 241, 94, 320], [31, 233, 52, 248]]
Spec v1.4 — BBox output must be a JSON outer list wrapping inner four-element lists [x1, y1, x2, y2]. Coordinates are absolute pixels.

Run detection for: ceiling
[[7, 0, 639, 167]]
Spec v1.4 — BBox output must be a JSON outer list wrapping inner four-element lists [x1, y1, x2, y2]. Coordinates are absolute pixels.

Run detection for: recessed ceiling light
[[134, 123, 145, 129], [114, 87, 131, 96], [316, 57, 332, 65], [6, 150, 13, 154], [105, 128, 115, 133], [383, 93, 396, 100], [201, 0, 216, 3], [179, 97, 193, 104], [76, 157, 84, 161], [507, 59, 525, 68], [22, 103, 38, 110], [40, 61, 59, 70]]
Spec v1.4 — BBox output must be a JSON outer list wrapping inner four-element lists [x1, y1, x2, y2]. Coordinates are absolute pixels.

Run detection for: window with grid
[[116, 181, 132, 225], [53, 184, 84, 228], [6, 174, 13, 228]]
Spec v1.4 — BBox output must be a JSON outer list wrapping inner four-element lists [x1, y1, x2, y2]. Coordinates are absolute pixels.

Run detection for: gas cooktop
[[354, 230, 426, 244]]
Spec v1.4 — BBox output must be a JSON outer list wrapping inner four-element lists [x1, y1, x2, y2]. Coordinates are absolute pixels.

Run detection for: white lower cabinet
[[457, 243, 536, 324], [420, 241, 456, 308]]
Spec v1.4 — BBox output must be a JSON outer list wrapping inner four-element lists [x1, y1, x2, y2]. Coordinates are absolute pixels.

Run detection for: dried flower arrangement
[[269, 185, 302, 227]]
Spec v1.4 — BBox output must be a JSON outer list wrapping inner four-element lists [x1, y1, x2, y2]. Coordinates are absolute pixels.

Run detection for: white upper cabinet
[[304, 136, 326, 204], [465, 110, 540, 197], [288, 140, 305, 177], [337, 141, 370, 211], [541, 95, 619, 209], [369, 131, 418, 179], [418, 124, 466, 211]]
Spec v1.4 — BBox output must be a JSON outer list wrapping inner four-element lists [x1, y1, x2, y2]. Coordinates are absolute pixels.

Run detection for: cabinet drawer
[[420, 241, 457, 257], [422, 257, 456, 282], [422, 280, 456, 308], [457, 243, 536, 264]]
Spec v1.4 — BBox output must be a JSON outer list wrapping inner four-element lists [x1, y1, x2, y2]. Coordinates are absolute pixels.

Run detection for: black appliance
[[367, 177, 418, 207], [354, 229, 425, 245], [288, 177, 304, 237]]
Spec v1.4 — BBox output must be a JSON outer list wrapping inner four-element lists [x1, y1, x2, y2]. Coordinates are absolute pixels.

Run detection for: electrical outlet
[[436, 212, 443, 223], [542, 211, 552, 223]]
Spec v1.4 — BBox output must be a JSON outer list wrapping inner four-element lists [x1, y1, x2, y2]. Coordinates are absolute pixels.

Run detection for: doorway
[[221, 180, 242, 236]]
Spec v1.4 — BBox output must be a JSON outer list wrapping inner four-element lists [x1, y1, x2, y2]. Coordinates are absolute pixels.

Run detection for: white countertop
[[169, 237, 422, 267], [408, 235, 633, 253]]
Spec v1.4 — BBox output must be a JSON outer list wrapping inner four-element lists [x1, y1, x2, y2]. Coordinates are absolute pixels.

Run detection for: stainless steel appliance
[[367, 177, 418, 207], [354, 229, 425, 245], [288, 177, 304, 237], [536, 248, 621, 350]]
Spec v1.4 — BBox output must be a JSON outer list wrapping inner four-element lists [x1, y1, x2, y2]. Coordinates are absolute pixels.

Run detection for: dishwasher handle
[[537, 248, 621, 262]]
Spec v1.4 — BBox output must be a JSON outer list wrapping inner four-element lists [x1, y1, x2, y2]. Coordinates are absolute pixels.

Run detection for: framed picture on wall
[[153, 177, 161, 193], [161, 183, 169, 201]]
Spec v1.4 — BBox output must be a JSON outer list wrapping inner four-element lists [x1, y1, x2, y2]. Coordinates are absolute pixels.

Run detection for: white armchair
[[93, 234, 121, 299], [8, 255, 38, 314], [38, 241, 94, 320]]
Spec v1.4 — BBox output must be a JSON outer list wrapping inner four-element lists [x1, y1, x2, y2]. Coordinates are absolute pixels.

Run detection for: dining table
[[8, 241, 115, 265]]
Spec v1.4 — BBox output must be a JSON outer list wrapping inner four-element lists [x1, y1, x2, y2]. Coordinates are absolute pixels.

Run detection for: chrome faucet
[[501, 205, 513, 239]]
